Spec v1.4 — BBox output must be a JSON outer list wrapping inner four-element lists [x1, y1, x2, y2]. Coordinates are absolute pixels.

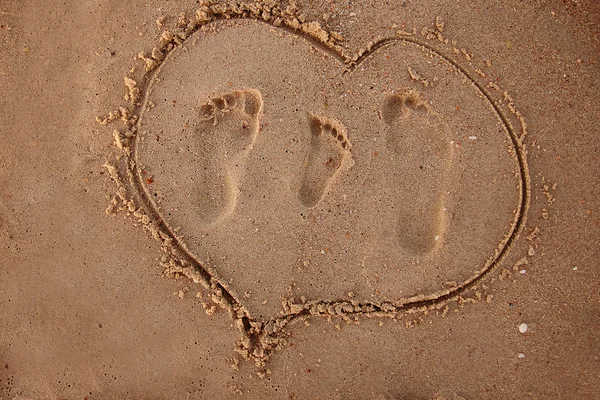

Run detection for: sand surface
[[1, 0, 599, 398]]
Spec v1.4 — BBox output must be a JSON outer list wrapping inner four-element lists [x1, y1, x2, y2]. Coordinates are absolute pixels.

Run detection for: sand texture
[[1, 0, 599, 398]]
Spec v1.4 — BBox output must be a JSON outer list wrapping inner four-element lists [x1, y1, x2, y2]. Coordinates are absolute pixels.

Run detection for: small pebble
[[519, 323, 528, 333], [518, 353, 526, 359], [572, 266, 578, 271], [528, 246, 535, 256]]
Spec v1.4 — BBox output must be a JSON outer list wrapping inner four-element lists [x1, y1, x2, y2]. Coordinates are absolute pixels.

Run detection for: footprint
[[381, 89, 453, 255], [193, 88, 262, 225], [299, 114, 352, 208]]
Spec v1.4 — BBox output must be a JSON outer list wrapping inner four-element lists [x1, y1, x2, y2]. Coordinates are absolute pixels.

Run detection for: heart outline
[[105, 3, 530, 366]]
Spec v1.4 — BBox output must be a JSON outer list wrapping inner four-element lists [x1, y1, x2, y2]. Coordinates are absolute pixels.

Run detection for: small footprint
[[193, 88, 262, 225], [299, 114, 352, 208], [381, 89, 453, 255]]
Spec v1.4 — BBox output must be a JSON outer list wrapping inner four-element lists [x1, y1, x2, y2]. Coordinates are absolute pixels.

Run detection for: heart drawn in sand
[[105, 5, 529, 365]]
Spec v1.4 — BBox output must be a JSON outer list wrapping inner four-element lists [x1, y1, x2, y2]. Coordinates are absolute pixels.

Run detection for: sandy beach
[[1, 0, 598, 398]]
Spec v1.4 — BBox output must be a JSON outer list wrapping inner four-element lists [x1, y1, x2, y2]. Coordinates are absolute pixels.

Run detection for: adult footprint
[[299, 114, 352, 208], [194, 88, 262, 225], [381, 89, 453, 255]]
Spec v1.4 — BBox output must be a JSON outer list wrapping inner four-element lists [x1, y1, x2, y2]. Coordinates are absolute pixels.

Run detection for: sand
[[1, 0, 599, 399]]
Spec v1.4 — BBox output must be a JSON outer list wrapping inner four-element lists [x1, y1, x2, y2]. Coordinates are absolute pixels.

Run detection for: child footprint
[[194, 88, 263, 225], [299, 114, 352, 208], [381, 89, 454, 255]]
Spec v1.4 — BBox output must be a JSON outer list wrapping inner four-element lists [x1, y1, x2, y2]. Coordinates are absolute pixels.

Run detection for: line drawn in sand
[[100, 3, 530, 368]]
